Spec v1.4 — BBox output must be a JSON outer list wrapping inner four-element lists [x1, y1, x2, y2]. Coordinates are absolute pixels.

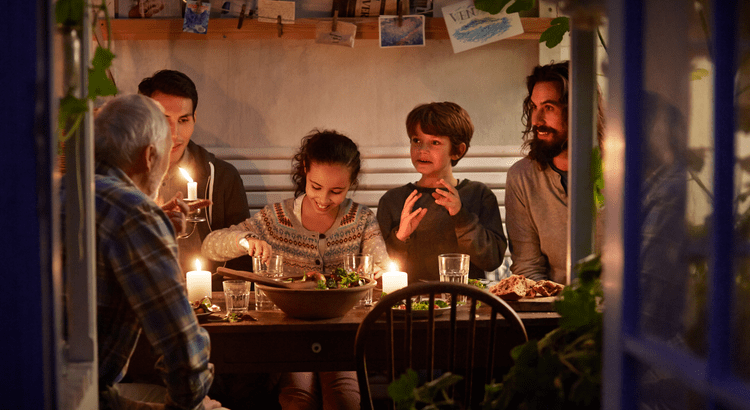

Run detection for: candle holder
[[177, 199, 208, 239], [184, 199, 207, 223]]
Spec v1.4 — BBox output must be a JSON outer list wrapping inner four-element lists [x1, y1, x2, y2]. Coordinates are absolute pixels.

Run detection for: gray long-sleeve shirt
[[377, 180, 507, 283], [505, 157, 569, 284]]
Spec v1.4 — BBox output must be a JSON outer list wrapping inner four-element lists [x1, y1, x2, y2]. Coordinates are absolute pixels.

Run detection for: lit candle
[[382, 262, 408, 294], [179, 167, 198, 200], [186, 259, 212, 302]]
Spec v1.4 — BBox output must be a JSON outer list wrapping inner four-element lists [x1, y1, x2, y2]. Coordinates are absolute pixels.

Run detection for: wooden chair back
[[354, 281, 528, 409]]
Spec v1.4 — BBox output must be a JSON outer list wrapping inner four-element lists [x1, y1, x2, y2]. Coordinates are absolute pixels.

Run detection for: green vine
[[56, 0, 118, 144]]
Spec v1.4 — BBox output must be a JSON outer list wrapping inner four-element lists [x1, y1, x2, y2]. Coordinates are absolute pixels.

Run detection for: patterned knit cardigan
[[201, 196, 390, 276]]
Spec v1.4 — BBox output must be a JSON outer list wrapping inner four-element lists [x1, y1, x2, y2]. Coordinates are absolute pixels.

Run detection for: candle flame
[[388, 261, 399, 272], [195, 259, 202, 272], [179, 167, 194, 183]]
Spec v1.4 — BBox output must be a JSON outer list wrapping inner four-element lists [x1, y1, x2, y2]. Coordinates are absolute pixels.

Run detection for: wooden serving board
[[504, 296, 559, 312]]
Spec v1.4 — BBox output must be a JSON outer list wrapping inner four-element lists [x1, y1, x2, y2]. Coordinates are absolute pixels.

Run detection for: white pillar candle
[[382, 271, 408, 295], [179, 167, 198, 200], [186, 260, 212, 302], [187, 181, 198, 200]]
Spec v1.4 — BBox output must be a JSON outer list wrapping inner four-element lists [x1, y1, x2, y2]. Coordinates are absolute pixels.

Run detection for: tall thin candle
[[179, 167, 198, 200]]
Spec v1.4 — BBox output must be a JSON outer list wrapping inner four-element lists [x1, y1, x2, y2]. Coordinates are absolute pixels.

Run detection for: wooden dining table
[[126, 291, 561, 377]]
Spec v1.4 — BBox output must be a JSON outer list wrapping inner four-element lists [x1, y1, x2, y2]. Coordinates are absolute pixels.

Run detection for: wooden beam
[[100, 17, 551, 41]]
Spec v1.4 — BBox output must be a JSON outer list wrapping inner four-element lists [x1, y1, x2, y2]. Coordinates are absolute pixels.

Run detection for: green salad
[[304, 268, 367, 290], [393, 299, 450, 310]]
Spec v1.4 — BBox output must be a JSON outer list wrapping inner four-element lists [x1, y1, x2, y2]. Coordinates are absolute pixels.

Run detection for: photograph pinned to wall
[[258, 0, 296, 24], [218, 0, 249, 18], [379, 15, 426, 48], [315, 20, 357, 47], [183, 1, 211, 33], [442, 0, 523, 53], [120, 0, 183, 18]]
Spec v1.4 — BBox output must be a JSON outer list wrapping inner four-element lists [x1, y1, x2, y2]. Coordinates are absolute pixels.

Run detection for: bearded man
[[504, 61, 587, 284]]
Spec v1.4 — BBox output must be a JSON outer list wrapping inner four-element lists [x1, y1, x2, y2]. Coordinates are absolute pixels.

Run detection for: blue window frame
[[603, 0, 750, 409]]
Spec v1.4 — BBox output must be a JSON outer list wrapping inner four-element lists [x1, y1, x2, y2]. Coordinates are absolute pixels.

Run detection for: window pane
[[637, 360, 706, 410], [639, 0, 704, 359]]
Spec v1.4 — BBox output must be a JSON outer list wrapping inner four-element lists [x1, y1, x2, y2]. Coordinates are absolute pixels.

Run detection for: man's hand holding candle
[[160, 192, 212, 237]]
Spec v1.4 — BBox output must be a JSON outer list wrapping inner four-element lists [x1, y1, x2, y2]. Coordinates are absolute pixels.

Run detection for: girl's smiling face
[[303, 161, 353, 216]]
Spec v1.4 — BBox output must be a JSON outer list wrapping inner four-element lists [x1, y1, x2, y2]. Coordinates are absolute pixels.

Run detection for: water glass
[[438, 253, 470, 302], [345, 253, 373, 306], [223, 280, 251, 314], [253, 255, 284, 310]]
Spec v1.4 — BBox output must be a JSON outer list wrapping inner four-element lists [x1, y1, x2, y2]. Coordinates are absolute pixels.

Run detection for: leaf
[[506, 0, 535, 14], [389, 369, 419, 410], [88, 46, 118, 98], [55, 0, 85, 27], [473, 0, 512, 15], [591, 147, 604, 210], [91, 45, 116, 71], [691, 68, 710, 81], [539, 17, 569, 49], [58, 94, 88, 141], [414, 373, 463, 403]]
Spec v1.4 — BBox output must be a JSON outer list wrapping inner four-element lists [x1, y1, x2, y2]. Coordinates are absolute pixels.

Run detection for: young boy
[[377, 102, 507, 283]]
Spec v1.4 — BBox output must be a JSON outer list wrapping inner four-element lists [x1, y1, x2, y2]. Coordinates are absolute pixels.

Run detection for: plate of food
[[391, 298, 452, 317], [192, 297, 221, 322]]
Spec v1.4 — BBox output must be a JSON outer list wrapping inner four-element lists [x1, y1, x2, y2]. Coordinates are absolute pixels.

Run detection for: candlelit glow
[[382, 262, 408, 295], [195, 259, 202, 271], [179, 167, 194, 183], [179, 167, 198, 200]]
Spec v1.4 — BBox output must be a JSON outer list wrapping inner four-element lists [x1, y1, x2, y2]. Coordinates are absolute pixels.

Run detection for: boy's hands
[[396, 189, 428, 241], [432, 179, 462, 216]]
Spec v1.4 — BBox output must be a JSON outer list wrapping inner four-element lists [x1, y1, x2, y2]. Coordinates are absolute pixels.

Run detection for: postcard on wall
[[315, 20, 357, 47], [441, 0, 524, 53], [379, 15, 426, 48], [183, 1, 210, 34], [119, 0, 183, 18], [258, 0, 296, 24]]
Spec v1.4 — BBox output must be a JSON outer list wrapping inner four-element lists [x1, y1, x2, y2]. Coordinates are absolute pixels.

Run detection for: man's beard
[[526, 125, 568, 167]]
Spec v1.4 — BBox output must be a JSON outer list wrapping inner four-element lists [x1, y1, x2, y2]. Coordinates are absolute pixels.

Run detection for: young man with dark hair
[[139, 69, 251, 277]]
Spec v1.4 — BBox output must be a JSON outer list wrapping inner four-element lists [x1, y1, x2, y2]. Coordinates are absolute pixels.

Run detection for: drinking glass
[[438, 253, 470, 303], [223, 279, 251, 314], [345, 253, 373, 306], [253, 255, 284, 310]]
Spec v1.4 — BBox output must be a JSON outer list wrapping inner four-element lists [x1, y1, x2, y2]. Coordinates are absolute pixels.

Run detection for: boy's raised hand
[[396, 189, 428, 241], [433, 179, 462, 216]]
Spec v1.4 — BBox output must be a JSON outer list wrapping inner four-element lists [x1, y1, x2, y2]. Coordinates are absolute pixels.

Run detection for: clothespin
[[397, 0, 403, 26], [332, 9, 339, 33], [238, 4, 247, 29], [277, 15, 283, 37], [197, 0, 202, 7]]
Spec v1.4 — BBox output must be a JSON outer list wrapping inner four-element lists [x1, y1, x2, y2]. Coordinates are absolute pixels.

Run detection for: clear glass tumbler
[[223, 279, 251, 314], [345, 253, 373, 306], [253, 254, 284, 310], [438, 253, 470, 303]]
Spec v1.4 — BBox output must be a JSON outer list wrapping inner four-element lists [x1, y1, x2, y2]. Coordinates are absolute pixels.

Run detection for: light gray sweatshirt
[[505, 157, 569, 284]]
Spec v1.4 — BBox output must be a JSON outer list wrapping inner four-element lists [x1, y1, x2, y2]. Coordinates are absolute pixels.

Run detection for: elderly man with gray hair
[[85, 94, 221, 409]]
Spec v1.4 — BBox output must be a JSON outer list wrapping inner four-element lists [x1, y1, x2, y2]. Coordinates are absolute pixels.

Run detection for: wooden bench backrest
[[208, 146, 524, 221]]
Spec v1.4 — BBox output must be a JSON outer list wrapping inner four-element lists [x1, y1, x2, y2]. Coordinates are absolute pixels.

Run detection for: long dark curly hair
[[291, 129, 361, 198], [521, 61, 605, 168]]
